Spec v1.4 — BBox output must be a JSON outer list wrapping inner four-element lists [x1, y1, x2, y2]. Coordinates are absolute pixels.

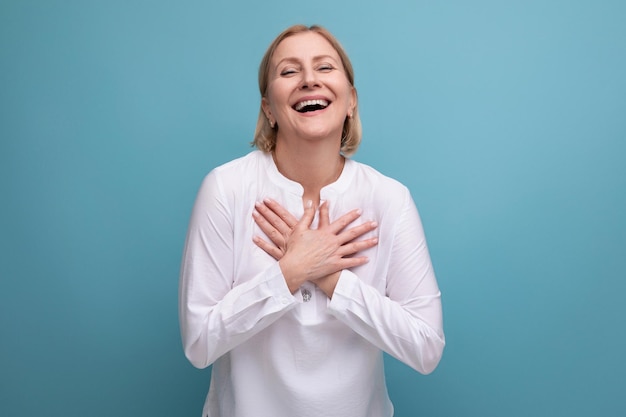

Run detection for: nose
[[300, 67, 320, 89]]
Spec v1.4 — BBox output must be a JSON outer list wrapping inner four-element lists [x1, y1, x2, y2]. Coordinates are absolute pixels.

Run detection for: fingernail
[[306, 200, 313, 208], [371, 221, 378, 227]]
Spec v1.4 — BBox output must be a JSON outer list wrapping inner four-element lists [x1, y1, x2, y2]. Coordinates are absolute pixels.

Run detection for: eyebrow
[[274, 54, 340, 68]]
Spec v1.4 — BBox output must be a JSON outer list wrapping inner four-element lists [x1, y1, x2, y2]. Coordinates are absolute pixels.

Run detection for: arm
[[253, 198, 379, 296], [328, 190, 444, 374], [253, 192, 445, 374], [178, 172, 297, 369]]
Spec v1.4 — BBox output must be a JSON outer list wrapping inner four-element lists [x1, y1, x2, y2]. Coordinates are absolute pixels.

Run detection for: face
[[262, 31, 357, 145]]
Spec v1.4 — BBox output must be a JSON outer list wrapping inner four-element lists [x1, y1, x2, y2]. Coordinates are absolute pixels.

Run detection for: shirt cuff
[[328, 269, 361, 312], [264, 262, 299, 307]]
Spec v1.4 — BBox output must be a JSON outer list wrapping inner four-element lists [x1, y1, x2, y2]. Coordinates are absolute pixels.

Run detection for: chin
[[299, 129, 340, 142], [296, 122, 342, 140]]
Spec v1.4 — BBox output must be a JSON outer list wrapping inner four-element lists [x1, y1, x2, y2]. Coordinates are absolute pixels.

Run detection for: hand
[[252, 199, 378, 294], [252, 198, 299, 260]]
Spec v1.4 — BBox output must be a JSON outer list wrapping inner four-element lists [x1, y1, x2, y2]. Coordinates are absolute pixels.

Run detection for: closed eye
[[317, 64, 334, 72], [280, 69, 298, 76]]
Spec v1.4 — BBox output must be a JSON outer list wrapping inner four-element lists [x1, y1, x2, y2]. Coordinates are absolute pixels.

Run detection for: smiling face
[[261, 31, 357, 146]]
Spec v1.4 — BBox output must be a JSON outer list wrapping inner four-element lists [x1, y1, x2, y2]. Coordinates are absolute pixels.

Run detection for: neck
[[273, 139, 344, 203]]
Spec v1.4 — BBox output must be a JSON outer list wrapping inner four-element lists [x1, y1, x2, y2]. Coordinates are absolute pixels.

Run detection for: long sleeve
[[327, 188, 445, 374], [178, 170, 297, 369], [179, 152, 444, 417]]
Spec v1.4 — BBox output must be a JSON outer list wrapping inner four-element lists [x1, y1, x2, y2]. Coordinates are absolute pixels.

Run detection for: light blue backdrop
[[1, 1, 625, 416]]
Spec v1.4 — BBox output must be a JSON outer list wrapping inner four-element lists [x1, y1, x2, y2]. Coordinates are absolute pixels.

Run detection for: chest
[[229, 185, 393, 294]]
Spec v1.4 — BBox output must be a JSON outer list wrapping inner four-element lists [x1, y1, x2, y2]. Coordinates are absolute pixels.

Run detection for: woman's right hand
[[253, 199, 378, 293]]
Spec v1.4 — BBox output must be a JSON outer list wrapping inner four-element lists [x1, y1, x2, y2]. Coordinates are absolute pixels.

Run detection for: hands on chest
[[252, 198, 378, 297]]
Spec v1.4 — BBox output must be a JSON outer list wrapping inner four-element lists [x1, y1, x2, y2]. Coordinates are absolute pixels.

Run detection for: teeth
[[295, 99, 329, 111]]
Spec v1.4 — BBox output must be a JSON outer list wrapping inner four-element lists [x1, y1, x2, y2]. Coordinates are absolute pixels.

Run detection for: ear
[[261, 96, 272, 121], [348, 87, 357, 117]]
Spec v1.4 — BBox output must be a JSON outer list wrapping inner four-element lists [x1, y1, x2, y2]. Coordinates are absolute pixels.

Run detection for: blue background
[[1, 1, 625, 416]]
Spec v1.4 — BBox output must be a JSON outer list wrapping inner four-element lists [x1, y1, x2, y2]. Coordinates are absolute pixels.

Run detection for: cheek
[[266, 86, 292, 112], [335, 80, 355, 106], [338, 90, 355, 112]]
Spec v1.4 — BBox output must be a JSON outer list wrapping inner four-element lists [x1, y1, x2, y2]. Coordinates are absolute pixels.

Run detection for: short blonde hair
[[252, 24, 362, 156]]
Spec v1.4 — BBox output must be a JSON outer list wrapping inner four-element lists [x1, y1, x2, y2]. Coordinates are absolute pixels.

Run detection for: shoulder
[[202, 150, 268, 186], [194, 151, 269, 206], [210, 150, 268, 177], [349, 159, 410, 199]]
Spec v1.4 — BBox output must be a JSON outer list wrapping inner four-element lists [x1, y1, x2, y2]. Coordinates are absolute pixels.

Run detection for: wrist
[[278, 258, 305, 294], [314, 271, 341, 298]]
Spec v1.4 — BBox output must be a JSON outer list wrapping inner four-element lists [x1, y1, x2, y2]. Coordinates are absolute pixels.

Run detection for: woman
[[179, 24, 445, 417]]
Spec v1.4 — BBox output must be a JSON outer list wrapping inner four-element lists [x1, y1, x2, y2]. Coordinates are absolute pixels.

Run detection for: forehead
[[271, 32, 341, 64]]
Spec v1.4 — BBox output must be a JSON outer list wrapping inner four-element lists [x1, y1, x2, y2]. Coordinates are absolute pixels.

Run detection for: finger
[[263, 198, 298, 229], [336, 237, 379, 257], [338, 220, 378, 244], [255, 201, 292, 236], [252, 210, 285, 247], [296, 199, 316, 230], [252, 235, 284, 260], [318, 200, 330, 228], [336, 255, 371, 270], [328, 209, 363, 234]]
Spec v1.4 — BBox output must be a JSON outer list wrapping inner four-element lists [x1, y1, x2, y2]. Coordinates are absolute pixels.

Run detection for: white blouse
[[179, 150, 445, 417]]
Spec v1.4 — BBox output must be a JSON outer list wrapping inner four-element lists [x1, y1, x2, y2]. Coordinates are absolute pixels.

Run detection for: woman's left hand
[[252, 198, 372, 261], [252, 198, 299, 260], [252, 198, 377, 298]]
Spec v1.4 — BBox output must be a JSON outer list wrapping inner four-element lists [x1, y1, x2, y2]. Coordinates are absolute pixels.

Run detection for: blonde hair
[[252, 24, 362, 156]]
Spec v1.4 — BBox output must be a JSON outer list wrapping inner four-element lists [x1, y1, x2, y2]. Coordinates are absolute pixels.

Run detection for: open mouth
[[293, 99, 330, 113]]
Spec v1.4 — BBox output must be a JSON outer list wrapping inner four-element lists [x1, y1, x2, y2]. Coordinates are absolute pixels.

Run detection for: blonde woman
[[179, 24, 445, 417]]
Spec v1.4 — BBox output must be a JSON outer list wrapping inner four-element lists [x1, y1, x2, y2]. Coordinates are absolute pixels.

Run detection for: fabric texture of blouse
[[179, 150, 445, 417]]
